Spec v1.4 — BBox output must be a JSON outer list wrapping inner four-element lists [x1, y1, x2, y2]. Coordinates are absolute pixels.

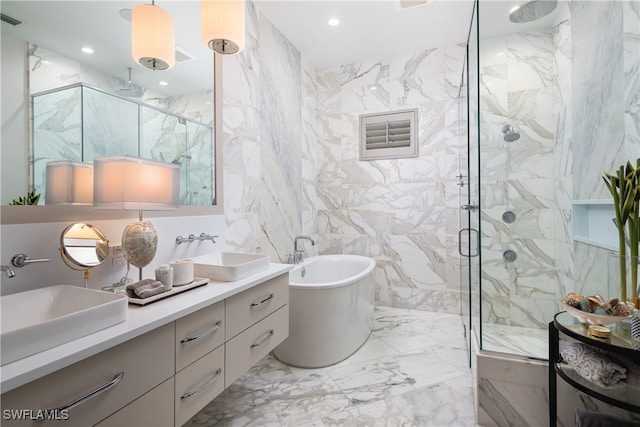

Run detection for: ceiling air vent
[[175, 46, 196, 63], [397, 0, 429, 10], [1, 13, 22, 26], [359, 108, 418, 161]]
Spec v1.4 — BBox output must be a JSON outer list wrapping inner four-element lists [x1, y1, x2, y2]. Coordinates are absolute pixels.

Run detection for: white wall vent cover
[[359, 108, 418, 161]]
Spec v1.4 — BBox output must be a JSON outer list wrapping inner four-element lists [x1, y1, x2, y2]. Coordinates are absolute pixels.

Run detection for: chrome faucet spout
[[1, 265, 16, 278], [294, 235, 315, 252], [292, 236, 316, 264]]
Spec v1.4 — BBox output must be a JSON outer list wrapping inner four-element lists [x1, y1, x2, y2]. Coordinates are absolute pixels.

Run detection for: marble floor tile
[[185, 307, 476, 427]]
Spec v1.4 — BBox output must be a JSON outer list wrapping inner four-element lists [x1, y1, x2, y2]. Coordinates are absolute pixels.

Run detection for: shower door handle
[[461, 204, 479, 212], [458, 228, 479, 258]]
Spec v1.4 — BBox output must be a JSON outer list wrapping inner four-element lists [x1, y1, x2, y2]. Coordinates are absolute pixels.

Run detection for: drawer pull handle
[[49, 371, 124, 413], [250, 293, 274, 308], [181, 320, 222, 344], [250, 329, 274, 349], [180, 368, 222, 400]]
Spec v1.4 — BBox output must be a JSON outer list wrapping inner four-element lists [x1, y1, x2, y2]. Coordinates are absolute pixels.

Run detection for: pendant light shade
[[132, 3, 175, 70], [201, 0, 246, 55]]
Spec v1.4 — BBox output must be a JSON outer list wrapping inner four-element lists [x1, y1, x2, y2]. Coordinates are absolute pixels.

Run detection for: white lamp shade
[[201, 0, 246, 54], [132, 4, 175, 70], [45, 161, 94, 205], [93, 155, 180, 210]]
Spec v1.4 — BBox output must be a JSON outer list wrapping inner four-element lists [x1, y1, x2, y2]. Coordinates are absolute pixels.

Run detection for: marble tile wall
[[221, 2, 308, 262], [314, 46, 467, 313], [479, 29, 559, 330], [572, 0, 640, 297]]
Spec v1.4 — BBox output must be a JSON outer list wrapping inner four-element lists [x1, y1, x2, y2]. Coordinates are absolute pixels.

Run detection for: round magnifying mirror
[[60, 223, 109, 268]]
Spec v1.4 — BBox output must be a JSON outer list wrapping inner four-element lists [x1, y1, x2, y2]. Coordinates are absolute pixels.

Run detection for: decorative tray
[[128, 277, 209, 306], [562, 302, 631, 325]]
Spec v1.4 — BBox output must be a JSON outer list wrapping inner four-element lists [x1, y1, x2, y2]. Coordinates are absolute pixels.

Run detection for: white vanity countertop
[[0, 263, 292, 393]]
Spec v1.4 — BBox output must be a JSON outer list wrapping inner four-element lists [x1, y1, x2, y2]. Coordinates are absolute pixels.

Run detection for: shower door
[[459, 0, 480, 366]]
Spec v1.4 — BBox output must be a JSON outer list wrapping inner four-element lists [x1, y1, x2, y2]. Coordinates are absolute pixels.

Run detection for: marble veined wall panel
[[223, 2, 306, 261], [315, 45, 466, 313], [480, 29, 559, 330], [572, 1, 627, 200]]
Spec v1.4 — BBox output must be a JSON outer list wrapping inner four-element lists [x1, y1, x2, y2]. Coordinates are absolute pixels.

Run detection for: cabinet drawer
[[175, 346, 225, 427], [1, 323, 174, 427], [225, 305, 289, 387], [225, 273, 288, 338], [175, 301, 225, 372], [95, 377, 174, 427]]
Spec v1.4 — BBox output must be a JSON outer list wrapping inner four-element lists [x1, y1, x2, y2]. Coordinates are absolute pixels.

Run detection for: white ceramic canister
[[155, 264, 173, 290], [171, 258, 194, 286]]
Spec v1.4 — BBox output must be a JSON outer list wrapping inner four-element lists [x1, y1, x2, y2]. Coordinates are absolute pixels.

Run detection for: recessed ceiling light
[[159, 81, 168, 86], [328, 18, 340, 27], [370, 86, 377, 91], [81, 47, 94, 54]]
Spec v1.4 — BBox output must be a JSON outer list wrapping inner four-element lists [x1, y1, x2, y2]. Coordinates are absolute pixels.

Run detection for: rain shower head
[[509, 0, 558, 24], [502, 124, 520, 142], [116, 67, 144, 98]]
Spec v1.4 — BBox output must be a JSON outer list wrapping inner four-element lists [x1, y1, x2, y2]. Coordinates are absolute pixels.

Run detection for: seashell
[[562, 292, 583, 307], [612, 302, 632, 317], [578, 298, 592, 313], [586, 296, 603, 312]]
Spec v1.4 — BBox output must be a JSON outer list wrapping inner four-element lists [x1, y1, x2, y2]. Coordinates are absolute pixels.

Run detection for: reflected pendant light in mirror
[[201, 0, 246, 54], [132, 1, 175, 70]]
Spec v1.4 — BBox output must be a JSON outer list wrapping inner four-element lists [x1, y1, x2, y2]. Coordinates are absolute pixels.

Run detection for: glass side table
[[549, 312, 640, 426]]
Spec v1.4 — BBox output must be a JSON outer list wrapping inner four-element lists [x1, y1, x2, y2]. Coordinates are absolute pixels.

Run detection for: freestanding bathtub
[[273, 254, 376, 368]]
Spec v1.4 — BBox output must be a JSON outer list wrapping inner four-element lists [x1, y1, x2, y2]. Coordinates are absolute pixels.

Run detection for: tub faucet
[[1, 265, 15, 278], [292, 236, 315, 264]]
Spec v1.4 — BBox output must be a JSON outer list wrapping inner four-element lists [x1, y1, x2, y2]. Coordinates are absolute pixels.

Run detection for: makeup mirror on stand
[[59, 222, 109, 288]]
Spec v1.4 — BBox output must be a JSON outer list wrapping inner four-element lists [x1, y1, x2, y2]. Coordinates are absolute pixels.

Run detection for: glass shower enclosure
[[466, 0, 640, 360]]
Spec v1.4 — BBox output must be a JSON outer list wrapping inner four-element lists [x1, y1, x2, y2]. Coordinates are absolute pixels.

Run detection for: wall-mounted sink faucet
[[11, 253, 51, 268], [1, 265, 15, 278], [289, 236, 315, 264]]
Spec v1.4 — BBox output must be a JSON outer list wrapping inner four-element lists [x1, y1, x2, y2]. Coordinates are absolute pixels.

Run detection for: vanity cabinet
[[1, 324, 175, 426], [175, 300, 225, 372], [96, 378, 175, 427], [0, 271, 290, 427]]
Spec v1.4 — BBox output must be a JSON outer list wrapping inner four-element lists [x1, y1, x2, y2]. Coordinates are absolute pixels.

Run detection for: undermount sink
[[1, 285, 127, 365], [193, 252, 270, 282]]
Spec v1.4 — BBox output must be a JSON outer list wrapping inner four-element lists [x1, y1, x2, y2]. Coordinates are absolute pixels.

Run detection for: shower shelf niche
[[572, 200, 616, 251]]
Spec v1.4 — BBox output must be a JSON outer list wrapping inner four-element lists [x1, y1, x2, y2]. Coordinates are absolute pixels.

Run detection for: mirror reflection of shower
[[501, 124, 520, 142]]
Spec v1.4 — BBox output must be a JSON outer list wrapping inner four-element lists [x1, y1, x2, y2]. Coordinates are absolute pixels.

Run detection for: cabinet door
[[175, 301, 225, 372], [1, 324, 175, 427], [225, 273, 289, 338], [225, 305, 289, 387], [175, 346, 225, 426], [95, 378, 174, 427]]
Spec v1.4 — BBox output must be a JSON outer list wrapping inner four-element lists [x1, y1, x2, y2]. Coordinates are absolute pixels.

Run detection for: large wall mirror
[[0, 1, 223, 223]]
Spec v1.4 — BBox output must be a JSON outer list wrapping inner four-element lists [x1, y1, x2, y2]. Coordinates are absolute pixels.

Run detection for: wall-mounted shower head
[[509, 0, 558, 24], [502, 124, 520, 142]]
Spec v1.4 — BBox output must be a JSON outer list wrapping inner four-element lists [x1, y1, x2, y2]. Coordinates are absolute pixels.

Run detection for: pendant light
[[201, 0, 246, 55], [132, 1, 175, 70]]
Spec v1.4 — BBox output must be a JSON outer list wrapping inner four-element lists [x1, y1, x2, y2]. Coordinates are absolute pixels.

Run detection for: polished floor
[[185, 307, 477, 427]]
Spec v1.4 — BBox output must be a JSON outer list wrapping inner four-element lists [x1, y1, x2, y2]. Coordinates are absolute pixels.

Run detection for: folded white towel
[[560, 343, 627, 388]]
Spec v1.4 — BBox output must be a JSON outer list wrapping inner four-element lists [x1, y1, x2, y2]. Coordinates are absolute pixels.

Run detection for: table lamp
[[93, 155, 179, 279]]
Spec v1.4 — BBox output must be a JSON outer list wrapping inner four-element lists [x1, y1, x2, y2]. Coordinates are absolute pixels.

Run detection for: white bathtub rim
[[289, 254, 375, 290]]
